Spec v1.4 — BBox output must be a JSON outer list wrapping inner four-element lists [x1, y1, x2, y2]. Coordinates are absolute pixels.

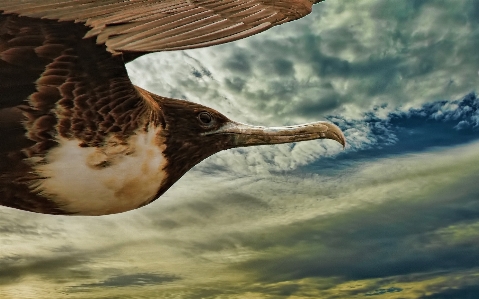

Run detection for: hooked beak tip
[[324, 122, 346, 149]]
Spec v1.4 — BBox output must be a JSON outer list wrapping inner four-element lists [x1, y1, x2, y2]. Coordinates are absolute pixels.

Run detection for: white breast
[[30, 127, 168, 215]]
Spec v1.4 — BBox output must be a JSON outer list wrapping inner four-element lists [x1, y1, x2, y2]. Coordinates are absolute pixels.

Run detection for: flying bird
[[0, 0, 344, 215]]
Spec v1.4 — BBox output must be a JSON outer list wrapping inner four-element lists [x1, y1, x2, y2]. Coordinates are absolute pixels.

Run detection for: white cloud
[[127, 0, 478, 121], [125, 0, 478, 175]]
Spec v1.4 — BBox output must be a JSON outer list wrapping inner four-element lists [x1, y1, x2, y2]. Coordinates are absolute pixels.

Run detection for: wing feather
[[0, 15, 149, 152], [0, 0, 319, 53]]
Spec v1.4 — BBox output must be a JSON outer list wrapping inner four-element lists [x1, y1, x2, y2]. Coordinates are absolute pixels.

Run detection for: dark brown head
[[152, 95, 345, 198], [156, 97, 236, 186]]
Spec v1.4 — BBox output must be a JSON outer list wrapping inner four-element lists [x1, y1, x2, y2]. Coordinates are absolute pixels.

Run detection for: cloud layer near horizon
[[1, 138, 479, 299]]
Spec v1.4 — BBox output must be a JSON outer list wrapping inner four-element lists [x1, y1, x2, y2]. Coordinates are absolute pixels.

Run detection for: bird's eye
[[198, 111, 213, 125]]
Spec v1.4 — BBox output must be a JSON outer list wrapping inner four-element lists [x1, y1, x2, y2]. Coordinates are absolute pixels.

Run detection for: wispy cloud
[[1, 139, 479, 298], [420, 284, 479, 299], [71, 272, 180, 290]]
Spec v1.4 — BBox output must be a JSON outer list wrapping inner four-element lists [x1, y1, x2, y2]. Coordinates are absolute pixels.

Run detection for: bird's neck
[[134, 85, 164, 129]]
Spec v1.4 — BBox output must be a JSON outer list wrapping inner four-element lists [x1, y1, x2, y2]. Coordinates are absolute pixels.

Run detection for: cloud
[[125, 0, 479, 178], [71, 272, 180, 289], [419, 285, 479, 299], [365, 287, 403, 296], [0, 210, 65, 237], [331, 92, 479, 155], [1, 140, 479, 298], [158, 142, 479, 298], [0, 249, 93, 285], [192, 92, 479, 177], [128, 0, 479, 125], [233, 191, 479, 283]]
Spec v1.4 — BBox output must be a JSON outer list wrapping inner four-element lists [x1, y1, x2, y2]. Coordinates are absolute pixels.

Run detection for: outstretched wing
[[0, 14, 151, 213], [0, 0, 321, 55], [0, 14, 147, 149]]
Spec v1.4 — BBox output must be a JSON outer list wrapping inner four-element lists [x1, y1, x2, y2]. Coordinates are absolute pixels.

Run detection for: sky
[[1, 0, 479, 298]]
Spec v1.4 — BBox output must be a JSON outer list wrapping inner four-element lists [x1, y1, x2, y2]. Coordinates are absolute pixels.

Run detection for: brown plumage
[[0, 0, 344, 215]]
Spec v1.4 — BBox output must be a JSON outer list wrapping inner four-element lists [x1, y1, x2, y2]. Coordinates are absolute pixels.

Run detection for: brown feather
[[0, 0, 317, 54], [0, 14, 153, 214]]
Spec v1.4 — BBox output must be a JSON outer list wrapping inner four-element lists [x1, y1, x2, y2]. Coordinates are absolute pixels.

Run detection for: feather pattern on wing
[[0, 0, 317, 53], [0, 14, 154, 213]]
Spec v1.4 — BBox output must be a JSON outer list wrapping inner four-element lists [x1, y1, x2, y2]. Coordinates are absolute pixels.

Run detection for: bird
[[0, 0, 345, 215]]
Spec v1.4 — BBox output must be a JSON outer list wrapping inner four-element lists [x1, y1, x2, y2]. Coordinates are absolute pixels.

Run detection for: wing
[[0, 14, 148, 148], [0, 0, 322, 55], [0, 14, 152, 213]]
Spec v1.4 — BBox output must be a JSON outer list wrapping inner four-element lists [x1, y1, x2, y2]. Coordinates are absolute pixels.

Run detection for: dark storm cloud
[[247, 0, 479, 118], [71, 272, 180, 289]]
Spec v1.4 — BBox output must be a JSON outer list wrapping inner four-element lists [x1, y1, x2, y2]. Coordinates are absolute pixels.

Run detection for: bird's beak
[[205, 121, 346, 148]]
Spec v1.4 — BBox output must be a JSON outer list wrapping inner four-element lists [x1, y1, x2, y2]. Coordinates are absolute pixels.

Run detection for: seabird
[[0, 0, 345, 215]]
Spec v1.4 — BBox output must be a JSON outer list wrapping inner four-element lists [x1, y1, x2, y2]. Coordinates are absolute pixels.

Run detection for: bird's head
[[152, 96, 345, 196]]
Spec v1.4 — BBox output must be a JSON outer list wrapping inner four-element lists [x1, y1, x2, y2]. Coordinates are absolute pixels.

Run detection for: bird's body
[[0, 0, 345, 215], [25, 123, 167, 215]]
